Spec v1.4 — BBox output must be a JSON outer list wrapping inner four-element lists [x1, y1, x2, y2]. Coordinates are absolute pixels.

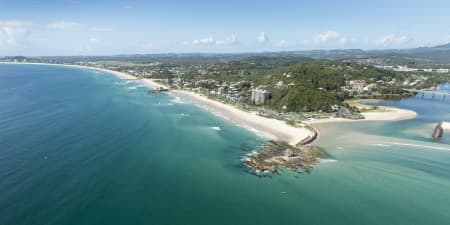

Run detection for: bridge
[[403, 89, 450, 100]]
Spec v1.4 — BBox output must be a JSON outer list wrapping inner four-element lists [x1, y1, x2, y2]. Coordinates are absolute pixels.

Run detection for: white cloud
[[48, 21, 84, 30], [192, 34, 239, 46], [47, 21, 111, 32], [376, 34, 411, 46], [0, 20, 31, 47], [274, 40, 288, 48], [313, 31, 346, 44], [215, 34, 238, 46], [193, 36, 215, 46], [257, 32, 268, 44]]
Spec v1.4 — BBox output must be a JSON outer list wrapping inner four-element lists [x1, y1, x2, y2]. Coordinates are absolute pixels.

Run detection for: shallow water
[[1, 64, 449, 225]]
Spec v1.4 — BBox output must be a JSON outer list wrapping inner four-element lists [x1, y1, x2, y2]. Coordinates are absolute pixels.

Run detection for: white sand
[[1, 62, 311, 145], [361, 106, 417, 121], [66, 64, 137, 80], [172, 90, 314, 146], [140, 79, 169, 89], [0, 62, 172, 90], [0, 62, 137, 80], [1, 62, 416, 144], [306, 105, 417, 125]]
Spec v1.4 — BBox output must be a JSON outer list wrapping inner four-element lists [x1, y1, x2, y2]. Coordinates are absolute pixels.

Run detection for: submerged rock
[[432, 122, 444, 141], [243, 141, 325, 174], [147, 87, 169, 93]]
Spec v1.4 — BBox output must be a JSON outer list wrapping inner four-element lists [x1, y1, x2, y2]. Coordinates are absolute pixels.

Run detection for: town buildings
[[251, 88, 271, 105]]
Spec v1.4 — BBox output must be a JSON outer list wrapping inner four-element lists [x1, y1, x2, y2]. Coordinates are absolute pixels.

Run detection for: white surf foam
[[239, 125, 276, 140], [386, 142, 450, 152], [193, 104, 275, 140], [318, 159, 338, 163], [209, 126, 221, 131], [170, 96, 186, 104], [369, 143, 393, 147]]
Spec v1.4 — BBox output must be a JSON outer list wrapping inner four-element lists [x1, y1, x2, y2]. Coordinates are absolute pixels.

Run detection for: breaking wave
[[170, 96, 186, 104], [318, 159, 338, 163], [209, 126, 221, 131], [369, 143, 393, 147], [386, 142, 450, 152]]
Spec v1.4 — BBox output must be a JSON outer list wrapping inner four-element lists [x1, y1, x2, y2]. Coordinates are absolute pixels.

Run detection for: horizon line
[[1, 42, 448, 58]]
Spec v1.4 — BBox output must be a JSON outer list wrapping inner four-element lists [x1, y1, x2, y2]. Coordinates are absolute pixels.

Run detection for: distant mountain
[[285, 43, 450, 64], [3, 43, 450, 65], [428, 43, 450, 49]]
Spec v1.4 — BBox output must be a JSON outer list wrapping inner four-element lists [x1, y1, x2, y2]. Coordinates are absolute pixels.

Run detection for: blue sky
[[1, 0, 450, 56]]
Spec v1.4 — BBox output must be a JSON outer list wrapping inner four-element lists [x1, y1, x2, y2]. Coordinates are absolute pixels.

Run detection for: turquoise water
[[1, 64, 449, 225]]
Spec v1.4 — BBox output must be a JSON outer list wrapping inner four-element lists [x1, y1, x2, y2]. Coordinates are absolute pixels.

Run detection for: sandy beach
[[306, 100, 417, 125], [3, 62, 311, 145], [140, 78, 169, 89], [0, 62, 137, 80], [66, 64, 138, 80], [172, 90, 314, 146], [0, 62, 170, 89], [0, 62, 418, 145], [58, 64, 170, 89]]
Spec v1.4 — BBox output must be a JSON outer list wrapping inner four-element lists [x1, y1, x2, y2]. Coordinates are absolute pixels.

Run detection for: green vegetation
[[267, 86, 338, 112], [4, 49, 449, 113]]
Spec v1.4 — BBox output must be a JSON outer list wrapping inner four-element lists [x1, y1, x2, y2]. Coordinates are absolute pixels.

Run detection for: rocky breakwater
[[432, 122, 444, 141], [243, 131, 325, 175]]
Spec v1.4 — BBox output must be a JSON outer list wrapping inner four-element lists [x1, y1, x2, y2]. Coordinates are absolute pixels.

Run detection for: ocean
[[1, 64, 449, 225]]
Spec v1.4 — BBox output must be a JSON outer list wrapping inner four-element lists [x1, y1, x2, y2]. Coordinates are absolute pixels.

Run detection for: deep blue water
[[1, 64, 450, 225]]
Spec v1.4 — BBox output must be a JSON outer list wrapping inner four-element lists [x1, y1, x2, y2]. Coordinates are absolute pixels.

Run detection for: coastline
[[0, 62, 312, 146], [0, 62, 170, 90], [0, 62, 137, 80], [172, 90, 315, 146], [0, 62, 418, 146], [306, 100, 417, 125]]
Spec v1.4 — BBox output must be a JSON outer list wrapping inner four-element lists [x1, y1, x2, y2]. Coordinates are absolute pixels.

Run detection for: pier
[[403, 89, 450, 100]]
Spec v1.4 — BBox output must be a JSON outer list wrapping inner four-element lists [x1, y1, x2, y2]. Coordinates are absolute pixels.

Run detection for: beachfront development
[[3, 1, 450, 225], [0, 59, 421, 173], [0, 60, 419, 145], [2, 54, 426, 173], [1, 47, 449, 174]]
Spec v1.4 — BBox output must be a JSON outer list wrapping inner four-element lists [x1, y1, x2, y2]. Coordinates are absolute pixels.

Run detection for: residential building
[[251, 88, 271, 105]]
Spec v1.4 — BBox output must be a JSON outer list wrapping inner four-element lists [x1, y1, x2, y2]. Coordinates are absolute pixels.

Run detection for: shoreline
[[1, 62, 313, 146], [306, 100, 417, 125], [1, 62, 418, 146], [172, 90, 315, 146], [0, 62, 170, 89]]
